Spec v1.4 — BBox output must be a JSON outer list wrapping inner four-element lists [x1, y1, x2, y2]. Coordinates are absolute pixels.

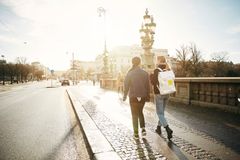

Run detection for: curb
[[66, 89, 121, 160]]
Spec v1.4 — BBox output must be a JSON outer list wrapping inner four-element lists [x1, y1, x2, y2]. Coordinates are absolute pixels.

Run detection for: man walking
[[123, 56, 150, 139]]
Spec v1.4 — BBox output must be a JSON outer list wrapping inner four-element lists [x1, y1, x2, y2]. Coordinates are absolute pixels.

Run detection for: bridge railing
[[172, 77, 240, 113], [100, 77, 240, 113]]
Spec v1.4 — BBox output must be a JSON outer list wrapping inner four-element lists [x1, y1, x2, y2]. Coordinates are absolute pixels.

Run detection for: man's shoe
[[155, 126, 161, 135], [133, 133, 139, 140], [141, 128, 146, 136]]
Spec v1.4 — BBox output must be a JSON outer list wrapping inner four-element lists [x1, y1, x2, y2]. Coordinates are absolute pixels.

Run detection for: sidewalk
[[0, 82, 33, 92], [67, 86, 187, 160], [0, 80, 61, 93], [67, 90, 171, 160], [66, 82, 239, 160]]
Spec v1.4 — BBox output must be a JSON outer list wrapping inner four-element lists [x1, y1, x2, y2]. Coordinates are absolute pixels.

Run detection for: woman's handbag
[[157, 69, 176, 95]]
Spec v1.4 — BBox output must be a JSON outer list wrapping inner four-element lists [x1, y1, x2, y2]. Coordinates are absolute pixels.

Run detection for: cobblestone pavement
[[69, 82, 240, 160], [81, 100, 166, 160], [144, 112, 220, 160], [165, 103, 240, 154]]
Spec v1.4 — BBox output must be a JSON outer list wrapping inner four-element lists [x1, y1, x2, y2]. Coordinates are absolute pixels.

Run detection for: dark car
[[61, 80, 70, 86]]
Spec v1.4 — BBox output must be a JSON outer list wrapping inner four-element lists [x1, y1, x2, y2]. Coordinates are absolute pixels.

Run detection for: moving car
[[61, 79, 70, 86]]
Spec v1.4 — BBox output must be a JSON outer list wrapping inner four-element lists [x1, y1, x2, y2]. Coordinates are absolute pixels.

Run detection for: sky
[[0, 0, 240, 70]]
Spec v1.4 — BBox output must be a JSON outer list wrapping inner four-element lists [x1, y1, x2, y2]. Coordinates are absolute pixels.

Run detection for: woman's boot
[[165, 125, 173, 140]]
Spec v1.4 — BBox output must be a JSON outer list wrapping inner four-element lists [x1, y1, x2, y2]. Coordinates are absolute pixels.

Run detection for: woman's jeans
[[155, 94, 169, 127], [129, 97, 146, 134]]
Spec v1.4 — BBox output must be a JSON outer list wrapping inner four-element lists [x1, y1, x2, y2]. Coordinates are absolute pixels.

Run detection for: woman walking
[[151, 56, 173, 140]]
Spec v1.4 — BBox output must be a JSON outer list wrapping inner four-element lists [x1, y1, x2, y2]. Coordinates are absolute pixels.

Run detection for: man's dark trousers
[[129, 97, 146, 134]]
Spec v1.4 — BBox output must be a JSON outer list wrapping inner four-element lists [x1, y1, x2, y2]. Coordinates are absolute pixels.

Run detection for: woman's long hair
[[158, 63, 171, 71], [158, 64, 167, 70]]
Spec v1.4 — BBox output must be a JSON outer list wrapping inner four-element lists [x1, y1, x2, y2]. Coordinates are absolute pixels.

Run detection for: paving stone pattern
[[144, 110, 221, 160], [144, 109, 221, 145], [78, 93, 221, 160], [82, 100, 166, 160], [146, 123, 220, 160]]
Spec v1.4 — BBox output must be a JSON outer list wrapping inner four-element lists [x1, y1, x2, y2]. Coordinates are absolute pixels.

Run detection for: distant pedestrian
[[123, 56, 150, 139], [150, 56, 173, 140], [117, 72, 124, 97], [93, 74, 97, 86]]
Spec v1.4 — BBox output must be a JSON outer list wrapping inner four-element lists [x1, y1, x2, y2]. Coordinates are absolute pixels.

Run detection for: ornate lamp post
[[139, 8, 156, 70], [98, 7, 109, 75]]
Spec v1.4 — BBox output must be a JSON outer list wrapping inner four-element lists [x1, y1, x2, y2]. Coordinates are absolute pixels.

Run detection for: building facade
[[95, 45, 170, 75]]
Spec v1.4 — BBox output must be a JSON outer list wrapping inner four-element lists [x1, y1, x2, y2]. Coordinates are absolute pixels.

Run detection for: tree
[[16, 57, 27, 64], [15, 57, 31, 82], [0, 59, 7, 85], [34, 70, 44, 80], [210, 52, 229, 77], [211, 52, 229, 62], [14, 64, 21, 83], [233, 64, 240, 76], [6, 63, 16, 84], [175, 45, 190, 77], [225, 62, 240, 77], [188, 42, 203, 76], [21, 64, 31, 82]]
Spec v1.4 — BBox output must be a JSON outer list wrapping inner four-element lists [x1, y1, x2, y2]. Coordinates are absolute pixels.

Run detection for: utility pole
[[1, 55, 5, 85], [72, 52, 75, 85], [98, 7, 109, 75]]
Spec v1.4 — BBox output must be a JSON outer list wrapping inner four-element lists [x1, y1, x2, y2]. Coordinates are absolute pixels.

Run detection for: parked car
[[61, 79, 70, 86]]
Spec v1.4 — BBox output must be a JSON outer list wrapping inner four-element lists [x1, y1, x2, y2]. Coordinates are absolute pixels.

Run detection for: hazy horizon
[[1, 0, 240, 70]]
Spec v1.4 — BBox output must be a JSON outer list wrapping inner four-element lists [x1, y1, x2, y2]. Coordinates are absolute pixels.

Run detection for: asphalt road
[[0, 81, 90, 160], [1, 81, 239, 160]]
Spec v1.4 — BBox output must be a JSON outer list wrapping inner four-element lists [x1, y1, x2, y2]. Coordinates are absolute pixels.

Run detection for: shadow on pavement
[[133, 138, 157, 160], [167, 141, 189, 160], [42, 123, 78, 160], [142, 138, 157, 160], [167, 102, 240, 155]]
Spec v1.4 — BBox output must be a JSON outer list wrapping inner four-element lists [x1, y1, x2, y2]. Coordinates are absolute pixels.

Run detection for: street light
[[72, 52, 75, 85], [1, 55, 5, 85], [97, 7, 109, 75], [139, 8, 156, 70], [66, 52, 76, 85]]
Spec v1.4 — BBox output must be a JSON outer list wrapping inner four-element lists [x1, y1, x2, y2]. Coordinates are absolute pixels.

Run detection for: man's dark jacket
[[124, 66, 150, 99]]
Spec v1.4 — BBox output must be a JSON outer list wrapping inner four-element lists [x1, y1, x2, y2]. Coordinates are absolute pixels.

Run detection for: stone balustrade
[[172, 77, 240, 113], [100, 77, 240, 113], [100, 78, 118, 90]]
